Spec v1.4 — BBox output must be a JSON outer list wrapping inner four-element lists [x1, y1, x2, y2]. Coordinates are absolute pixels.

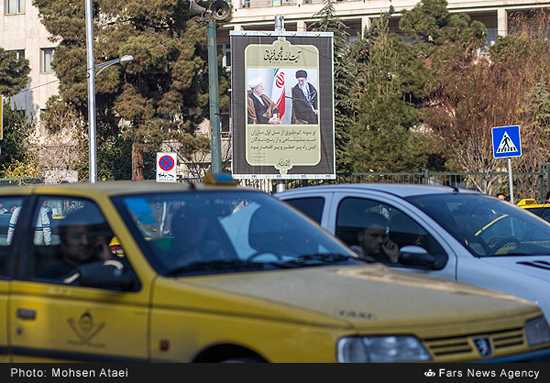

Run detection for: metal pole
[[275, 16, 285, 193], [208, 21, 222, 174], [508, 158, 514, 204], [85, 0, 96, 183]]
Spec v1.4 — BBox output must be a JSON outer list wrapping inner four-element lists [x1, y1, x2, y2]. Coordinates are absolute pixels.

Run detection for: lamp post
[[85, 0, 95, 183], [85, 0, 133, 183], [188, 0, 230, 174], [85, 55, 134, 184], [94, 55, 134, 78], [207, 21, 222, 174]]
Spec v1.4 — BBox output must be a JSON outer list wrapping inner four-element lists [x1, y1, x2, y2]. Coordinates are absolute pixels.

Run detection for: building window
[[41, 48, 55, 73], [220, 110, 230, 137], [7, 49, 25, 60], [219, 43, 231, 67], [6, 0, 25, 14]]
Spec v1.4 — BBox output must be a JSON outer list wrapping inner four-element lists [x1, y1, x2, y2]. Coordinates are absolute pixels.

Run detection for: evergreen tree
[[0, 49, 30, 97], [345, 9, 441, 173], [347, 14, 435, 173], [0, 50, 33, 177], [309, 0, 357, 172], [0, 98, 36, 177], [33, 0, 216, 180]]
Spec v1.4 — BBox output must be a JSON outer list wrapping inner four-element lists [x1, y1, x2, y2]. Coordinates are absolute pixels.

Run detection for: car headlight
[[337, 336, 432, 363], [525, 317, 550, 347]]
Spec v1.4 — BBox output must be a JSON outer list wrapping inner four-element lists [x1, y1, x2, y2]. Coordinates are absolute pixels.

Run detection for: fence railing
[[0, 176, 45, 187], [254, 166, 550, 203], [2, 166, 549, 204]]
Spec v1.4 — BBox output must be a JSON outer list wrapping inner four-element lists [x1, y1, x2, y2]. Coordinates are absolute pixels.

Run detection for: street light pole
[[208, 21, 222, 174], [85, 0, 96, 183], [94, 55, 134, 78], [188, 0, 229, 174], [85, 0, 133, 183]]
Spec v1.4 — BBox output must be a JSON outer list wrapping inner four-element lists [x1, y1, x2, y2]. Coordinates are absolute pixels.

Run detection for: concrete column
[[497, 8, 508, 37], [361, 16, 372, 38], [234, 24, 243, 31], [297, 20, 307, 32]]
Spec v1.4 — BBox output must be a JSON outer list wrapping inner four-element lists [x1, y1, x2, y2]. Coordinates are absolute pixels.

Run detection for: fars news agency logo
[[425, 369, 436, 378]]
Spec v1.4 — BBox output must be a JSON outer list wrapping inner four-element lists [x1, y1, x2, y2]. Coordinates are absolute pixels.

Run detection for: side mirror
[[398, 245, 436, 269], [77, 260, 134, 290]]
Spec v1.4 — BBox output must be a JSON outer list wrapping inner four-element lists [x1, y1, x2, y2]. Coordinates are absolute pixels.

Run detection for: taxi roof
[[517, 199, 550, 209], [0, 178, 247, 198]]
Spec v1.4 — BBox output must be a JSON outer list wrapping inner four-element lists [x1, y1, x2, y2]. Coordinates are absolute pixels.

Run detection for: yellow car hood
[[184, 263, 537, 330]]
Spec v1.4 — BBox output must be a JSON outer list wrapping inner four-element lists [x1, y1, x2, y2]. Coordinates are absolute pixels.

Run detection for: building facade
[[219, 0, 550, 49]]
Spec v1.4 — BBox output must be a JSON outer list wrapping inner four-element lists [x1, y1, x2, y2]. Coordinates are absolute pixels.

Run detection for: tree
[[309, 0, 357, 172], [345, 10, 441, 173], [34, 0, 216, 180], [0, 49, 30, 97], [490, 9, 550, 199], [423, 59, 522, 193], [422, 7, 550, 197], [0, 48, 34, 179], [0, 98, 37, 178]]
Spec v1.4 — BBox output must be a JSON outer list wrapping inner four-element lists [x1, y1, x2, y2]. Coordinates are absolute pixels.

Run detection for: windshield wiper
[[166, 259, 283, 275], [278, 253, 368, 267]]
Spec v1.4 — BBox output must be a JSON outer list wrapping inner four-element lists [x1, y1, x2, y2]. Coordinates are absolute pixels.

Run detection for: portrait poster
[[230, 31, 335, 180]]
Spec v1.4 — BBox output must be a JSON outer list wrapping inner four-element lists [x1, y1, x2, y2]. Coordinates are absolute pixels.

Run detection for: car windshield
[[406, 193, 550, 257], [112, 190, 362, 276]]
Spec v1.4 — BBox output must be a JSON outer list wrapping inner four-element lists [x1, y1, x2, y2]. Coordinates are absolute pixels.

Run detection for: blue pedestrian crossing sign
[[492, 125, 521, 158]]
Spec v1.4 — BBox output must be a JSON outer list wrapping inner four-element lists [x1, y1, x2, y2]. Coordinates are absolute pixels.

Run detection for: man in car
[[163, 203, 233, 273], [39, 206, 115, 281], [353, 212, 399, 264]]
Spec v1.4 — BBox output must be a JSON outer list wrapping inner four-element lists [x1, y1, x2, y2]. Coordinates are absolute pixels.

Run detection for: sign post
[[156, 152, 177, 183], [492, 125, 521, 204]]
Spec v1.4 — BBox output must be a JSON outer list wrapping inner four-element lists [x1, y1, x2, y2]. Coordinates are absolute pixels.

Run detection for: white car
[[277, 184, 550, 321]]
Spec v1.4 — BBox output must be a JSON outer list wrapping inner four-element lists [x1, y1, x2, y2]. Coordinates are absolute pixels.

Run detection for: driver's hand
[[382, 239, 399, 263], [92, 236, 114, 260]]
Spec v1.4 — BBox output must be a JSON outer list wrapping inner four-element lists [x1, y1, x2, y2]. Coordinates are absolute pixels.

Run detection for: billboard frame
[[230, 30, 335, 180]]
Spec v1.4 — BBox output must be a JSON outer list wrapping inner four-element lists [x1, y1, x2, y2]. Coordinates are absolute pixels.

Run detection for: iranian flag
[[271, 69, 285, 120]]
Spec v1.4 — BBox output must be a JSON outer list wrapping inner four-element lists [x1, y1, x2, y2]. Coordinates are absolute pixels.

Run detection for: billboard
[[230, 31, 335, 180]]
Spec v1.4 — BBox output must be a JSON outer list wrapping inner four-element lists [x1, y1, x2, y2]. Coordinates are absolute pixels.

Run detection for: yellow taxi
[[1, 176, 550, 363], [517, 199, 550, 223]]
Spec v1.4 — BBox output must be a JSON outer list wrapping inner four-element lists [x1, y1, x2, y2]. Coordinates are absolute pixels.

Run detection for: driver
[[39, 205, 115, 281], [169, 203, 227, 267], [353, 212, 399, 263]]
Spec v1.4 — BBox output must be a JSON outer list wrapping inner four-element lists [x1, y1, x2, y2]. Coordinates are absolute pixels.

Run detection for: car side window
[[24, 197, 133, 287], [0, 197, 26, 277], [335, 197, 447, 264], [283, 197, 325, 224], [541, 209, 550, 223], [525, 207, 543, 217]]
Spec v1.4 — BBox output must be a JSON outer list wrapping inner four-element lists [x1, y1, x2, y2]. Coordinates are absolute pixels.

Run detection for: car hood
[[181, 263, 538, 330]]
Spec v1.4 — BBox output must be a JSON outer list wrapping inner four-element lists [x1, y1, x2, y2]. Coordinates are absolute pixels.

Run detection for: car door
[[326, 191, 458, 280], [0, 195, 27, 362], [9, 195, 150, 362]]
